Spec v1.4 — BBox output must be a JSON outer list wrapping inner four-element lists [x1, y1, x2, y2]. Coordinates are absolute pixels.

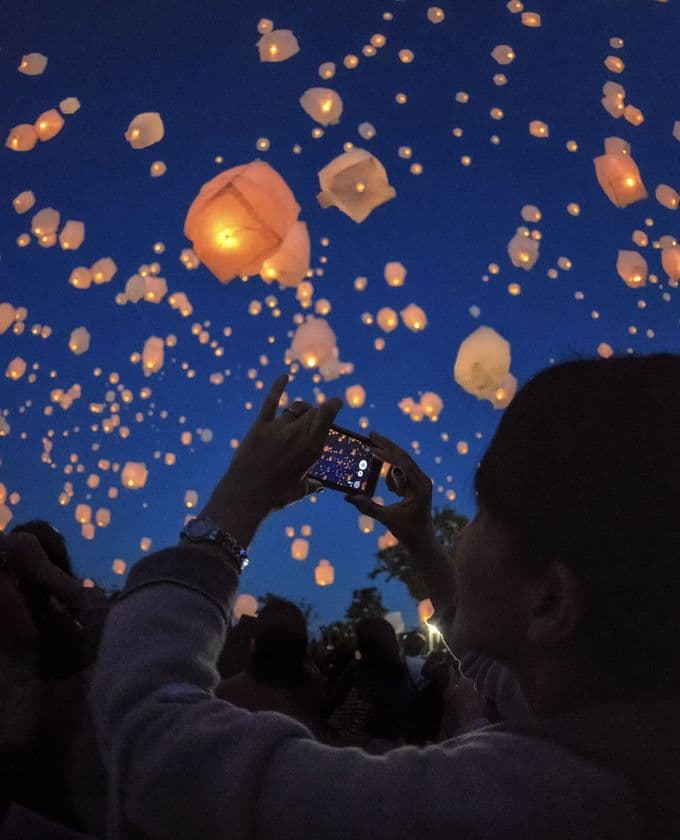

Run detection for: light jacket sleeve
[[92, 543, 639, 840]]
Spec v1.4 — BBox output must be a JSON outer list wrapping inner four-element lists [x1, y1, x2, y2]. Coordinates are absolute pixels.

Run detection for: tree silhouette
[[344, 586, 388, 623]]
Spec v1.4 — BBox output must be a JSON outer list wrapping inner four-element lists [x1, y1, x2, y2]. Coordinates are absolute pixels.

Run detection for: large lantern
[[593, 143, 647, 208], [454, 326, 512, 401], [121, 461, 148, 489], [259, 221, 310, 288], [314, 559, 335, 586], [317, 148, 396, 223]]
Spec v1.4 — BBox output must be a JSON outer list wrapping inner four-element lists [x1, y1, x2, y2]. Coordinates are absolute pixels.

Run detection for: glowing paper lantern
[[91, 257, 118, 284], [288, 315, 337, 370], [75, 504, 92, 524], [661, 246, 680, 281], [420, 391, 443, 420], [68, 326, 91, 355], [142, 336, 165, 375], [257, 30, 299, 63], [454, 326, 512, 401], [143, 275, 167, 302], [184, 160, 301, 284], [259, 221, 310, 288], [257, 18, 274, 34], [59, 97, 81, 114], [521, 11, 541, 26], [491, 45, 515, 65], [150, 161, 167, 177], [359, 514, 374, 533], [95, 508, 111, 527], [655, 184, 679, 210], [427, 7, 445, 23], [376, 307, 398, 333], [604, 56, 625, 73], [314, 559, 335, 586], [13, 191, 36, 214], [6, 125, 38, 152], [59, 220, 85, 250], [299, 88, 343, 126], [124, 113, 164, 149], [121, 461, 148, 489], [358, 122, 376, 140], [507, 229, 539, 269], [233, 593, 258, 619], [400, 303, 428, 332], [112, 560, 127, 575], [593, 145, 647, 208], [317, 148, 396, 223], [35, 109, 64, 142], [6, 357, 27, 380], [0, 304, 17, 335], [291, 538, 309, 561], [184, 490, 198, 508], [345, 384, 366, 407], [489, 374, 518, 410], [616, 250, 648, 288], [384, 261, 406, 287], [18, 53, 48, 75], [529, 120, 549, 138], [418, 598, 435, 624], [520, 204, 541, 222], [624, 106, 644, 126]]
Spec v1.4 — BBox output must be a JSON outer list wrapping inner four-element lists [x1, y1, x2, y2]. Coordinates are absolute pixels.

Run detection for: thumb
[[344, 494, 384, 520]]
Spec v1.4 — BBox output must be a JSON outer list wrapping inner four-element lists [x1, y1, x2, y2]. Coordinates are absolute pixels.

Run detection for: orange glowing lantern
[[291, 538, 309, 561], [314, 559, 335, 586], [593, 144, 647, 208], [616, 250, 648, 288], [121, 461, 148, 489], [35, 109, 64, 142], [6, 125, 38, 152], [317, 148, 396, 223], [124, 112, 164, 149], [259, 221, 310, 288], [257, 30, 300, 63], [299, 88, 343, 126]]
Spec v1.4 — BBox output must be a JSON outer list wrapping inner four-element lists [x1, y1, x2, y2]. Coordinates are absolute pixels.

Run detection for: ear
[[526, 560, 583, 645]]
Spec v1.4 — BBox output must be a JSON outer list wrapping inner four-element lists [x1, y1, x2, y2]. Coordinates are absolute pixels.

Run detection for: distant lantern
[[624, 105, 644, 126], [6, 124, 38, 152], [112, 559, 127, 575], [597, 343, 614, 359], [508, 229, 539, 269], [521, 11, 541, 26], [259, 221, 311, 288], [121, 461, 148, 489], [418, 598, 435, 624], [59, 220, 85, 250], [616, 250, 648, 288], [233, 593, 258, 619], [384, 261, 407, 287], [13, 191, 35, 214], [291, 538, 309, 561], [358, 122, 376, 140], [124, 112, 164, 149], [521, 204, 541, 222], [398, 49, 415, 63], [314, 559, 335, 586], [593, 145, 647, 208], [95, 507, 111, 527], [318, 61, 335, 79], [68, 326, 91, 355], [142, 336, 165, 375], [299, 88, 343, 126], [91, 257, 118, 284], [6, 357, 27, 380], [184, 489, 198, 508], [0, 304, 17, 334], [257, 18, 274, 34], [529, 120, 549, 138], [75, 503, 92, 524], [59, 97, 80, 114], [317, 148, 396, 223], [491, 44, 515, 65], [345, 384, 366, 407], [376, 306, 399, 332], [359, 514, 374, 533], [655, 184, 679, 210], [454, 326, 512, 401], [140, 537, 152, 551], [257, 30, 300, 63], [427, 7, 445, 23], [604, 55, 625, 73], [420, 391, 443, 420], [184, 160, 301, 284], [18, 53, 48, 75], [150, 160, 167, 177], [35, 109, 64, 142], [400, 303, 427, 332], [144, 275, 168, 302], [288, 315, 337, 371], [489, 374, 518, 410], [661, 246, 680, 281]]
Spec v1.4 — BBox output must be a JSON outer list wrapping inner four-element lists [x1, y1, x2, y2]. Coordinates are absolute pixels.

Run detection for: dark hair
[[474, 354, 680, 688], [251, 599, 308, 686], [355, 617, 405, 679], [402, 630, 426, 658], [11, 520, 73, 577]]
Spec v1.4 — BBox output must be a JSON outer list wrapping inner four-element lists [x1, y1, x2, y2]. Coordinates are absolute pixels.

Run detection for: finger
[[279, 400, 314, 424], [257, 374, 290, 423], [308, 396, 343, 447], [343, 494, 387, 520]]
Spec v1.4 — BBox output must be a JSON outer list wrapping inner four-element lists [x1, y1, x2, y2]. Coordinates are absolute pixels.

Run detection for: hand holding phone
[[303, 424, 383, 497]]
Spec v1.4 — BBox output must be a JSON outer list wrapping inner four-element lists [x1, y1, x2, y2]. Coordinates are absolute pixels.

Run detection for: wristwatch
[[180, 517, 249, 573]]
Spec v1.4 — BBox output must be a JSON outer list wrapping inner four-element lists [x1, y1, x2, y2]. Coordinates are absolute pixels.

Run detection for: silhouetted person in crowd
[[216, 614, 257, 679], [216, 599, 326, 734], [91, 359, 680, 838]]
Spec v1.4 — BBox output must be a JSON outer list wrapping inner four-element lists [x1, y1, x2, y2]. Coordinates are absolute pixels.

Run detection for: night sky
[[1, 0, 678, 631]]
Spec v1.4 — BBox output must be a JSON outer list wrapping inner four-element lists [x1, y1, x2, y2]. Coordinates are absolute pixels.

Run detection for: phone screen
[[305, 424, 383, 496]]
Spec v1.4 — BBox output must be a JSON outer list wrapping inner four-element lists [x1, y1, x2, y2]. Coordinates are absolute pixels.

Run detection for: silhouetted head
[[402, 630, 426, 658], [251, 599, 308, 686], [11, 520, 73, 577], [355, 617, 404, 676], [451, 354, 680, 699]]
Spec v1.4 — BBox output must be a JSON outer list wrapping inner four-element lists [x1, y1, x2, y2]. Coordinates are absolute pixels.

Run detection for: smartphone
[[304, 423, 383, 497]]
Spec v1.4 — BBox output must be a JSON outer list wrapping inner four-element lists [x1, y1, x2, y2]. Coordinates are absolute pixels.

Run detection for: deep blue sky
[[1, 0, 678, 631]]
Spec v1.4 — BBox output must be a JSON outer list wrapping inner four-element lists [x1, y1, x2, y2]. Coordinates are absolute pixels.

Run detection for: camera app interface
[[308, 428, 374, 492]]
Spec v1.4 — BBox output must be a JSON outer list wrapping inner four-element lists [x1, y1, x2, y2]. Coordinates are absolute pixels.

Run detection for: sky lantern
[[624, 105, 644, 126], [142, 336, 164, 375], [13, 191, 35, 214], [358, 122, 376, 140], [507, 228, 539, 269], [143, 275, 168, 302], [112, 559, 127, 575], [68, 267, 91, 289], [314, 559, 334, 586], [454, 326, 512, 403], [91, 257, 117, 284], [489, 374, 518, 410], [184, 160, 301, 283], [291, 538, 309, 560], [318, 61, 335, 79], [0, 304, 17, 335], [420, 391, 443, 420], [59, 220, 85, 250], [121, 461, 148, 489], [400, 303, 427, 332], [418, 598, 435, 624], [376, 306, 399, 332], [124, 274, 146, 302], [75, 503, 92, 524], [491, 44, 515, 64], [604, 56, 625, 73], [68, 326, 91, 355], [6, 357, 27, 381], [384, 261, 406, 287], [6, 124, 38, 152], [288, 315, 337, 371], [616, 250, 648, 288], [674, 121, 680, 142], [35, 109, 64, 142], [257, 30, 299, 62], [655, 184, 679, 210], [521, 11, 541, 26], [259, 221, 310, 288], [317, 148, 396, 223], [345, 384, 366, 407], [593, 142, 647, 208], [150, 161, 167, 177], [521, 204, 541, 222], [124, 112, 164, 149], [427, 7, 445, 23], [233, 594, 258, 620], [299, 88, 343, 126], [59, 97, 80, 114], [18, 52, 48, 75], [529, 120, 549, 138], [95, 507, 111, 527], [661, 246, 680, 281], [0, 505, 13, 531], [184, 489, 198, 508]]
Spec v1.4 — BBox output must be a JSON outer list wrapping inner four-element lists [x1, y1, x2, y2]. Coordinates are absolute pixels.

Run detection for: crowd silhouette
[[1, 354, 678, 838]]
